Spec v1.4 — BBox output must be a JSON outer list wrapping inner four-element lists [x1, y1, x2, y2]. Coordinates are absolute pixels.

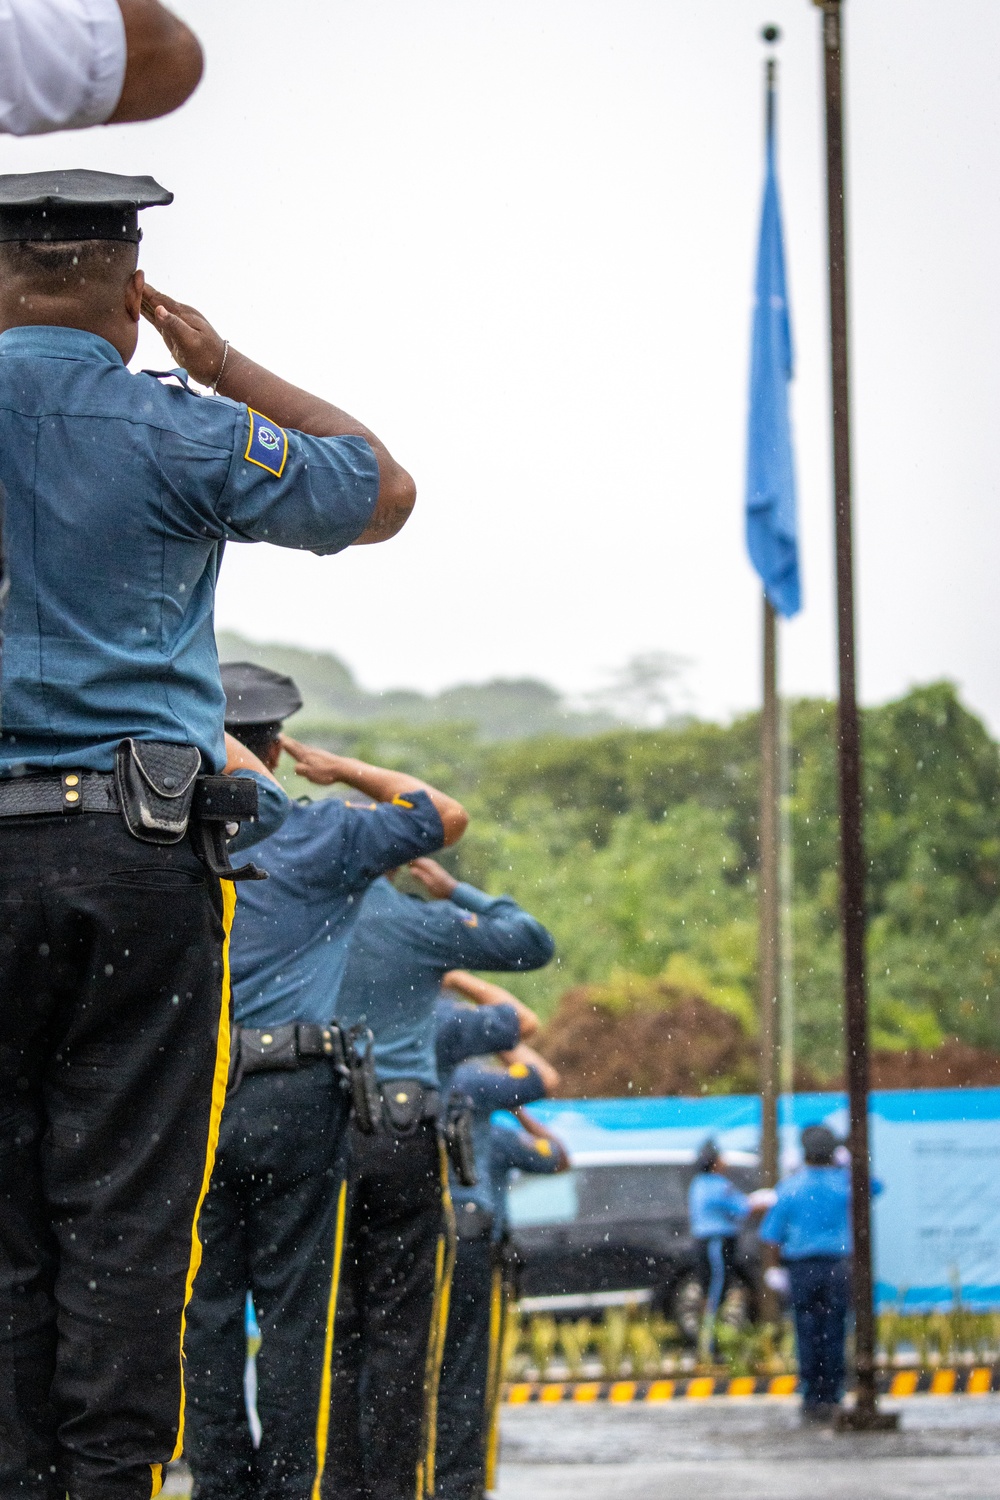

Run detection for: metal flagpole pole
[[759, 592, 780, 1197], [759, 591, 781, 1326], [755, 40, 782, 1326], [811, 0, 896, 1431]]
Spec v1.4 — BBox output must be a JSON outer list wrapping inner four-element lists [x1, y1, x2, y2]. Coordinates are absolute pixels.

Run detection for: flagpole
[[755, 33, 782, 1328], [758, 593, 780, 1190], [747, 28, 799, 1321], [811, 0, 896, 1430]]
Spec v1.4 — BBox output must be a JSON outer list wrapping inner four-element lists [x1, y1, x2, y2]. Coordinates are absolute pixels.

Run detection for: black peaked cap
[[0, 169, 172, 244], [221, 662, 303, 727], [801, 1124, 839, 1163]]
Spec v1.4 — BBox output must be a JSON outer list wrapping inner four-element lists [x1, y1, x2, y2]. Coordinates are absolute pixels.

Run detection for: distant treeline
[[225, 631, 1000, 1083]]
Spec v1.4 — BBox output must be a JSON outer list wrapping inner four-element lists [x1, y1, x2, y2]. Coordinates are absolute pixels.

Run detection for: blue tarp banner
[[525, 1090, 1000, 1309]]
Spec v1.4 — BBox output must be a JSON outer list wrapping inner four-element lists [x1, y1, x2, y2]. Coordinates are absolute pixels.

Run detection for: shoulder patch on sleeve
[[461, 912, 479, 928], [245, 409, 289, 477], [508, 1062, 530, 1078], [534, 1139, 552, 1156], [391, 793, 416, 809]]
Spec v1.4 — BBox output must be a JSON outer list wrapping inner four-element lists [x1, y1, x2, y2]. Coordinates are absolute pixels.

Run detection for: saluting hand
[[279, 735, 347, 786], [141, 283, 228, 388], [408, 857, 458, 900]]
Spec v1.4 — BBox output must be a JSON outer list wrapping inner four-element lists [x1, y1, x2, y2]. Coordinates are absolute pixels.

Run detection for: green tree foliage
[[288, 680, 1000, 1082]]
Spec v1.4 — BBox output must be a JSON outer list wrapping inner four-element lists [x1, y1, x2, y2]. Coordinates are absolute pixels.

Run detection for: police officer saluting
[[328, 859, 555, 1500], [0, 171, 415, 1500], [184, 663, 468, 1500], [434, 984, 563, 1500]]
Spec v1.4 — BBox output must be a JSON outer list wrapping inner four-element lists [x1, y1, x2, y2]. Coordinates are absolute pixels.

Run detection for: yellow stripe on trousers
[[167, 878, 237, 1473], [483, 1265, 506, 1493], [310, 1176, 349, 1500], [416, 1140, 457, 1500]]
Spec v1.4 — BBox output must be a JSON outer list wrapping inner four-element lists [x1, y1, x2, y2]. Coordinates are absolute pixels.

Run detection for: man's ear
[[124, 268, 145, 324]]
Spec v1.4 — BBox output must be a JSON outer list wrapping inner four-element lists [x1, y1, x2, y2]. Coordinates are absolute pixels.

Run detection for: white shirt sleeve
[[0, 0, 127, 136]]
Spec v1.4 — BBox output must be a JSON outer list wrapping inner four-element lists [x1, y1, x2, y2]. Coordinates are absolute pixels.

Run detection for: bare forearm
[[141, 285, 416, 545], [216, 350, 414, 543], [443, 971, 518, 1007], [443, 971, 539, 1036], [217, 349, 374, 443], [280, 742, 467, 846]]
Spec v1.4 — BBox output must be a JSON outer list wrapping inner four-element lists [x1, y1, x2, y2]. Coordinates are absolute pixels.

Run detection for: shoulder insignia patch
[[508, 1062, 530, 1078], [461, 913, 479, 928], [344, 800, 378, 811], [535, 1139, 552, 1156], [391, 794, 415, 809], [245, 409, 288, 477]]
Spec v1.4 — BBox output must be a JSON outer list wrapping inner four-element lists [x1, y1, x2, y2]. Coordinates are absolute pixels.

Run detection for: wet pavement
[[496, 1394, 1000, 1499]]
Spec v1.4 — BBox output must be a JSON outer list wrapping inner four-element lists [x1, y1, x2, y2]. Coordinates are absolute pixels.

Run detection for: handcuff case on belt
[[114, 738, 265, 881], [114, 738, 200, 843]]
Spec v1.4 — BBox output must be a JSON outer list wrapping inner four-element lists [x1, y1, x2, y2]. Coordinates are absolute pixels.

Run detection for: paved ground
[[496, 1395, 1000, 1500]]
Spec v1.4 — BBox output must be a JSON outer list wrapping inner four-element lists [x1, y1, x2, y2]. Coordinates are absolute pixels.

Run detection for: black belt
[[227, 1023, 346, 1099], [233, 1023, 343, 1072], [0, 770, 119, 817]]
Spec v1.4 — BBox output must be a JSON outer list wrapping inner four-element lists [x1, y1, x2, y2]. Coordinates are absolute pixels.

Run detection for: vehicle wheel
[[670, 1275, 705, 1346], [718, 1282, 753, 1330]]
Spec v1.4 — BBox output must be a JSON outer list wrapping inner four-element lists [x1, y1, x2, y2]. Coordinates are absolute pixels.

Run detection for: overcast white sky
[[6, 0, 999, 726]]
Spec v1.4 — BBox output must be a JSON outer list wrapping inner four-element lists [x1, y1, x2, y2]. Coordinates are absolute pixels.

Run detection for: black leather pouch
[[382, 1078, 429, 1136], [238, 1024, 299, 1073], [114, 739, 201, 844], [454, 1201, 493, 1240]]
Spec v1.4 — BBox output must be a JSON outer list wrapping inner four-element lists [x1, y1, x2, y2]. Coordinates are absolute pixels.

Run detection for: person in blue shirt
[[183, 664, 467, 1500], [760, 1124, 882, 1422], [687, 1139, 752, 1356], [327, 860, 555, 1500], [436, 1036, 562, 1500], [0, 171, 416, 1500]]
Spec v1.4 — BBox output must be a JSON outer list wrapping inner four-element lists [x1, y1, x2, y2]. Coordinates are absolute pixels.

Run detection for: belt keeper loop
[[61, 771, 83, 810]]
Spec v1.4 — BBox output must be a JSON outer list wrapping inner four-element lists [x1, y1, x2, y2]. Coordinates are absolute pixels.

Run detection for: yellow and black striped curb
[[503, 1366, 1000, 1404]]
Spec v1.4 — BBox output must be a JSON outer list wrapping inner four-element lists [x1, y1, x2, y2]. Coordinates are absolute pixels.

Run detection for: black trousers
[[325, 1121, 455, 1500], [787, 1256, 850, 1410], [183, 1064, 351, 1500], [0, 814, 232, 1500], [436, 1233, 500, 1500]]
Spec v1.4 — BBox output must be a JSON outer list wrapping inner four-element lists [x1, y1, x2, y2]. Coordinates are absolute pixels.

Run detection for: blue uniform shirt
[[434, 995, 522, 1095], [488, 1122, 565, 1240], [759, 1165, 882, 1260], [229, 791, 444, 1028], [688, 1172, 751, 1239], [447, 1057, 548, 1218], [0, 327, 380, 774], [227, 768, 291, 852], [335, 879, 554, 1088]]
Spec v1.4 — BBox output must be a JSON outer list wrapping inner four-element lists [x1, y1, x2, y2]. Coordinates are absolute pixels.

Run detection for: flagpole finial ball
[[761, 24, 781, 43]]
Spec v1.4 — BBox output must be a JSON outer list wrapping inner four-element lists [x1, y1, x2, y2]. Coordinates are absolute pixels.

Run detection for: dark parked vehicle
[[507, 1148, 761, 1341]]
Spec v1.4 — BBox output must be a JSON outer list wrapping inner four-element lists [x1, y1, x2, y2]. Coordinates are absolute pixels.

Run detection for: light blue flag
[[745, 81, 801, 618]]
